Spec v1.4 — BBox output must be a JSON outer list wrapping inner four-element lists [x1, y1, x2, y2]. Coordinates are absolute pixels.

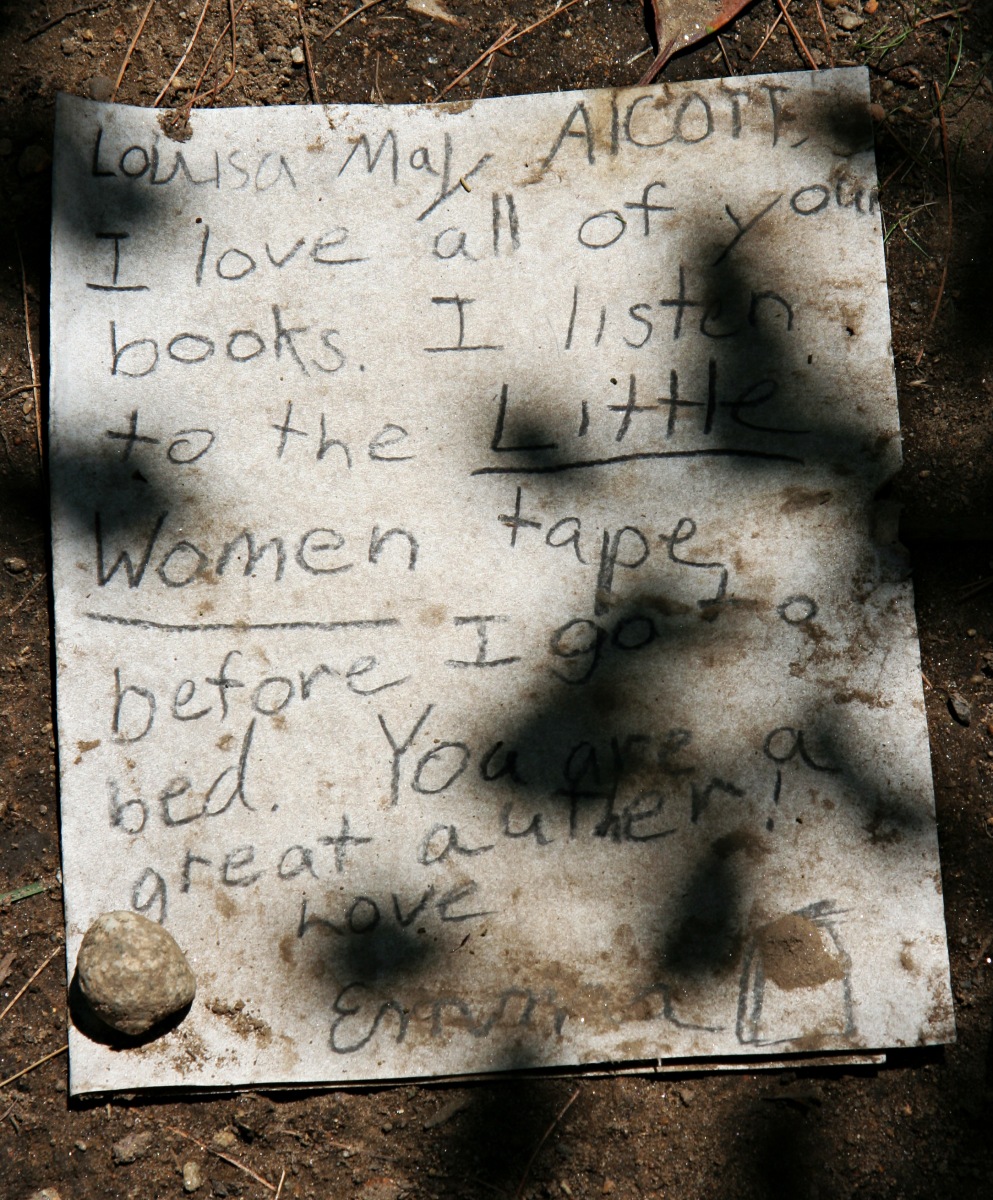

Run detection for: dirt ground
[[1, 0, 992, 1197]]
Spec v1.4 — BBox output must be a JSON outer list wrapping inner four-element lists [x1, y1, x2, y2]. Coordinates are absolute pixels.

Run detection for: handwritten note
[[51, 70, 954, 1095]]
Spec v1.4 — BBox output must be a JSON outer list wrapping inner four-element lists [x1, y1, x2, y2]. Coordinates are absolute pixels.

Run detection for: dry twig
[[0, 384, 36, 405], [9, 573, 46, 617], [0, 948, 61, 1025], [324, 0, 392, 41], [223, 0, 239, 94], [166, 1125, 278, 1192], [813, 0, 835, 67], [297, 2, 321, 104], [271, 1126, 361, 1153], [433, 23, 517, 100], [274, 1169, 286, 1200], [478, 20, 516, 96], [750, 0, 791, 62], [915, 6, 971, 28], [0, 1044, 68, 1092], [194, 0, 243, 102], [185, 0, 246, 109], [957, 575, 993, 601], [154, 0, 212, 106], [14, 236, 41, 460], [23, 0, 112, 42], [514, 1088, 581, 1200], [372, 51, 383, 102], [111, 0, 157, 102], [777, 0, 818, 70], [434, 0, 586, 102], [915, 80, 953, 366]]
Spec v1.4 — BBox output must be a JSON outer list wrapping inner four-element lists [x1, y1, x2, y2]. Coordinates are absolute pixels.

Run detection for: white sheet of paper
[[50, 70, 954, 1095]]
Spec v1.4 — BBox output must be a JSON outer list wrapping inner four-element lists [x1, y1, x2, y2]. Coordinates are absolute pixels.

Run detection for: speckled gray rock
[[76, 911, 196, 1035], [183, 1160, 204, 1193], [111, 1129, 154, 1165]]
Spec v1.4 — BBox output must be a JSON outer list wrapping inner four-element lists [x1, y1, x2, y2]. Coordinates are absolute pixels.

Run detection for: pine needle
[[0, 948, 61, 1025], [0, 1044, 67, 1091]]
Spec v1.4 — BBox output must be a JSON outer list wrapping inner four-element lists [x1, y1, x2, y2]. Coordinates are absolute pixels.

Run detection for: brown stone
[[77, 910, 196, 1036]]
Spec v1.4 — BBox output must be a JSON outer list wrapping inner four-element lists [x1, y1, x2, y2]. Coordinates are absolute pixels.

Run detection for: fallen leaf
[[642, 0, 753, 81], [406, 0, 462, 26]]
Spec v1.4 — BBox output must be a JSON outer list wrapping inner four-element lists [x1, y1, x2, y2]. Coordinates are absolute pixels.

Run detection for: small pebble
[[89, 75, 114, 102], [111, 1129, 154, 1165], [868, 103, 885, 123], [966, 628, 977, 638], [77, 910, 196, 1036], [27, 1192, 63, 1200], [183, 1160, 205, 1192], [948, 691, 972, 726], [61, 37, 78, 55], [4, 556, 28, 574], [290, 45, 305, 66], [835, 10, 865, 31], [211, 1128, 239, 1151], [679, 1086, 695, 1106]]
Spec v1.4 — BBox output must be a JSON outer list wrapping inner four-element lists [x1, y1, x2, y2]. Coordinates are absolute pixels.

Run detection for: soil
[[2, 1, 993, 1197]]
